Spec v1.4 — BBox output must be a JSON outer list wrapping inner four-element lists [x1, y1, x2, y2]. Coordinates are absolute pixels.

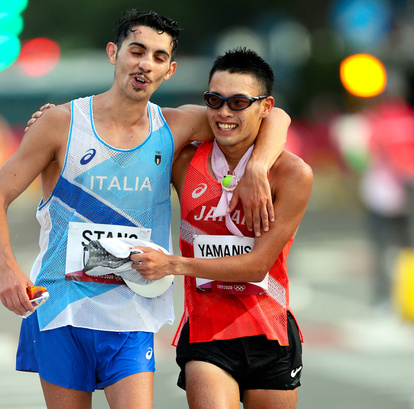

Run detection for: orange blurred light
[[340, 54, 387, 98], [18, 38, 60, 77]]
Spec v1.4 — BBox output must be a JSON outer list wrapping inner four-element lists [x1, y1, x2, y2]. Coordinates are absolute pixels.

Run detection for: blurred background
[[2, 0, 414, 408]]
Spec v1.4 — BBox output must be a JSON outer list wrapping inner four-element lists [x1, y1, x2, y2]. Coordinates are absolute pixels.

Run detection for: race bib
[[65, 221, 151, 283], [193, 235, 268, 295]]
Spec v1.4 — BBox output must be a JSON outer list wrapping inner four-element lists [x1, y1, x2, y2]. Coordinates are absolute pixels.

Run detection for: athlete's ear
[[261, 96, 275, 118], [106, 42, 117, 65], [164, 61, 177, 81]]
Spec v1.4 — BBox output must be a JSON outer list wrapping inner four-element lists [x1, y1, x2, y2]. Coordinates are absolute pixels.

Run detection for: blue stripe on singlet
[[54, 177, 137, 227]]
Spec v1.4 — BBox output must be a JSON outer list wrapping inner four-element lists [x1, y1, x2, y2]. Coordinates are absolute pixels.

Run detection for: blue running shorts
[[16, 311, 155, 391]]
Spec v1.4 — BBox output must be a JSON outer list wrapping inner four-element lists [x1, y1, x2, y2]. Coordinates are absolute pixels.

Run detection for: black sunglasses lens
[[204, 94, 222, 108], [228, 97, 251, 110], [204, 94, 261, 110]]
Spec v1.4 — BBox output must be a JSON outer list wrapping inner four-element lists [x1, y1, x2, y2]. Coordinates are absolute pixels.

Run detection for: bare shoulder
[[18, 102, 72, 167], [271, 150, 313, 188], [27, 103, 71, 146], [38, 103, 71, 128], [28, 102, 71, 133]]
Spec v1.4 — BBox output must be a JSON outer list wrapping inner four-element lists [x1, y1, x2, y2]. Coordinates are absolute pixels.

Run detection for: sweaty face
[[111, 25, 176, 101], [207, 71, 268, 150]]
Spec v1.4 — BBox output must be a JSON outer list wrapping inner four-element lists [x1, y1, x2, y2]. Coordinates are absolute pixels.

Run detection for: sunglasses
[[203, 92, 267, 111]]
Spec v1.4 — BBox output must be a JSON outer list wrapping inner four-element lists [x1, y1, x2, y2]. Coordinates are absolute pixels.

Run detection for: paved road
[[1, 191, 414, 408]]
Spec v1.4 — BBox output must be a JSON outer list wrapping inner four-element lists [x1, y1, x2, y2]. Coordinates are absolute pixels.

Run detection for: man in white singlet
[[0, 10, 290, 409]]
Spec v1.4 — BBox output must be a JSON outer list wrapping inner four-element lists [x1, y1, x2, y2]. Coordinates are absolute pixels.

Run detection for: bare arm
[[133, 152, 313, 282], [29, 103, 290, 236], [0, 106, 69, 315], [164, 104, 290, 233], [230, 107, 290, 236]]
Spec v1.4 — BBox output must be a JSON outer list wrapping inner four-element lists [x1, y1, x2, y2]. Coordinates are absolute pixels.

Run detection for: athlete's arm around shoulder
[[162, 104, 212, 159], [0, 103, 70, 316], [133, 152, 313, 283]]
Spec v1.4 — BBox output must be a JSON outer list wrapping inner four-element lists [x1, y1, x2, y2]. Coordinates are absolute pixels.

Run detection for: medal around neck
[[84, 238, 173, 298]]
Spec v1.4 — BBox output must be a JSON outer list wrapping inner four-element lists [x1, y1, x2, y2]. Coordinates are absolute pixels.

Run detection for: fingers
[[130, 247, 155, 269], [267, 197, 275, 225], [40, 103, 55, 111], [0, 285, 33, 316], [24, 118, 37, 133], [245, 200, 269, 238], [129, 247, 171, 280], [24, 103, 55, 133], [19, 289, 35, 316], [25, 113, 43, 133], [260, 196, 275, 234], [230, 169, 274, 237], [130, 247, 144, 267]]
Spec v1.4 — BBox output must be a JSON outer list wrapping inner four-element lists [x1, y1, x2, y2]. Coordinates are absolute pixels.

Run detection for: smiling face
[[207, 70, 274, 151], [107, 25, 177, 102]]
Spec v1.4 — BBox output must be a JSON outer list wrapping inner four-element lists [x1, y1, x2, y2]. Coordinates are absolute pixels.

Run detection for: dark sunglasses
[[203, 92, 267, 111]]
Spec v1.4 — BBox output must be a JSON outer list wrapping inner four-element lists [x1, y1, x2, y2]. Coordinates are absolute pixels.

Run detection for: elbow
[[249, 264, 270, 282]]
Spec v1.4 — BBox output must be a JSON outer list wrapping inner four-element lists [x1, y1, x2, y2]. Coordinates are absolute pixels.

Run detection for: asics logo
[[192, 183, 207, 199], [80, 149, 96, 165], [291, 366, 302, 378], [146, 347, 153, 360]]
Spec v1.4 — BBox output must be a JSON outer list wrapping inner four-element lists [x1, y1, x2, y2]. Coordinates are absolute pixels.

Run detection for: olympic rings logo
[[234, 285, 246, 292]]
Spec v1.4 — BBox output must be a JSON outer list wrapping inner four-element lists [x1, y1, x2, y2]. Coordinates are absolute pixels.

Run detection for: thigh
[[176, 320, 242, 391], [40, 378, 92, 409], [243, 388, 298, 409], [104, 372, 154, 409], [185, 360, 240, 409]]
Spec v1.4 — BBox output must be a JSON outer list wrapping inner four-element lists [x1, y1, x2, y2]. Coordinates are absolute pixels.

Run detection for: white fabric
[[211, 140, 254, 236], [32, 97, 175, 332], [85, 238, 174, 298]]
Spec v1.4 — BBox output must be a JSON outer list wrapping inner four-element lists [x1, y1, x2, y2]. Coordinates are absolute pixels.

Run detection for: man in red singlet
[[132, 48, 313, 409]]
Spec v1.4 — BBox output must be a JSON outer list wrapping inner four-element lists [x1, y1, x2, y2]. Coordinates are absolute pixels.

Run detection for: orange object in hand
[[21, 286, 49, 318], [27, 285, 47, 300]]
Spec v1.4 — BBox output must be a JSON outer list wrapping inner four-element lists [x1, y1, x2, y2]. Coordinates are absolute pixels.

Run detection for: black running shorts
[[176, 311, 302, 395]]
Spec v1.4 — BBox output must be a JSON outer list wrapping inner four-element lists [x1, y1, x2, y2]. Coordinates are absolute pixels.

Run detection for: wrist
[[245, 155, 269, 175]]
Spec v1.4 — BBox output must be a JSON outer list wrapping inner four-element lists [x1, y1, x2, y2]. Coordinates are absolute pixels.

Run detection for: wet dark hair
[[209, 47, 274, 96], [114, 9, 180, 60]]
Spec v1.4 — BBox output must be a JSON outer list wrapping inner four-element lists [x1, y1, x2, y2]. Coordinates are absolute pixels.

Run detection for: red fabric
[[174, 141, 299, 346], [367, 99, 414, 180]]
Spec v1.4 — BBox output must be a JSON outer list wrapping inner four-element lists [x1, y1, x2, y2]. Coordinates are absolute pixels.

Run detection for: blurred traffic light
[[18, 37, 60, 76], [340, 54, 387, 97], [0, 0, 29, 71]]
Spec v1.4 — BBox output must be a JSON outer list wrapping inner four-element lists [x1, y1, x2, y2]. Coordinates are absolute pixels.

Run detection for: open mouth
[[132, 75, 148, 86], [218, 122, 237, 131]]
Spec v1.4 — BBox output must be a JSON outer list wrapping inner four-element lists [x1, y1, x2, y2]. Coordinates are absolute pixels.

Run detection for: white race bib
[[193, 235, 268, 295], [66, 221, 151, 280]]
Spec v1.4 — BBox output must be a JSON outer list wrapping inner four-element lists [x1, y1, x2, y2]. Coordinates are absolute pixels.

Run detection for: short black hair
[[114, 9, 180, 60], [209, 47, 274, 96]]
